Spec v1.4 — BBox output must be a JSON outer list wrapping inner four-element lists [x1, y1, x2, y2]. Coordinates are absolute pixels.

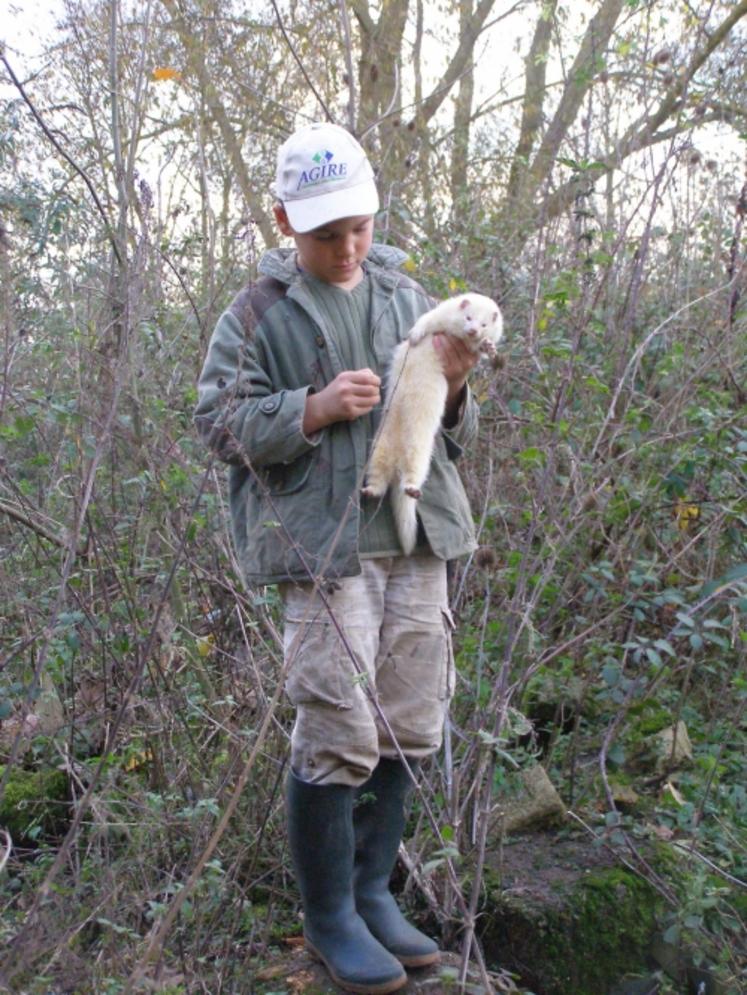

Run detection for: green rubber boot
[[353, 758, 440, 967], [286, 771, 407, 994]]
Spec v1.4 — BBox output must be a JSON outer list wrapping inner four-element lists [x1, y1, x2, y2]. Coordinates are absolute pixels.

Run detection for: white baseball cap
[[274, 122, 380, 233]]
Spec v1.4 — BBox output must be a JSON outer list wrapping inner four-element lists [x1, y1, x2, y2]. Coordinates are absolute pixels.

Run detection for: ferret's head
[[459, 295, 503, 348]]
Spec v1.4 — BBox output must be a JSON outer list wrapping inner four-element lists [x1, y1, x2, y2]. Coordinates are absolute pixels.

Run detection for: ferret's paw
[[361, 484, 384, 499], [480, 339, 497, 358], [403, 485, 421, 499]]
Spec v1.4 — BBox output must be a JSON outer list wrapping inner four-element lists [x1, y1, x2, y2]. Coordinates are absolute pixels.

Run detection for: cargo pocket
[[283, 610, 355, 709], [377, 624, 450, 745]]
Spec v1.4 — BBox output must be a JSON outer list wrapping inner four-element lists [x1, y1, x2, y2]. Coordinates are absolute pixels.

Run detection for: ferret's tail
[[392, 486, 418, 556]]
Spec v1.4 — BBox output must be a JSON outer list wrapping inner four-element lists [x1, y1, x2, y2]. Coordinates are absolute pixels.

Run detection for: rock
[[479, 833, 665, 995], [650, 932, 729, 995], [610, 781, 640, 810], [0, 673, 66, 759], [653, 721, 692, 772], [608, 977, 664, 995], [493, 764, 566, 835], [630, 721, 693, 776], [0, 713, 40, 756], [35, 670, 66, 736], [253, 947, 521, 994]]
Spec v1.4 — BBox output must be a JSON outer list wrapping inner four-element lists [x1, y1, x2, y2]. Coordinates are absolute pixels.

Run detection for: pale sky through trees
[[5, 1, 742, 177]]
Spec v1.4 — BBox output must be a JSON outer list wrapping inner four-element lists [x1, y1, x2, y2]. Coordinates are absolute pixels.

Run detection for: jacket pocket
[[263, 449, 314, 496]]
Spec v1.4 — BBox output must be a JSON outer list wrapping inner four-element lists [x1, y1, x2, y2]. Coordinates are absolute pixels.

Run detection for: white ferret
[[362, 293, 503, 554]]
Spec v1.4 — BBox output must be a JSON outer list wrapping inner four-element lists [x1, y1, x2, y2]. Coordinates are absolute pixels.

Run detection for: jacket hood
[[258, 243, 410, 286]]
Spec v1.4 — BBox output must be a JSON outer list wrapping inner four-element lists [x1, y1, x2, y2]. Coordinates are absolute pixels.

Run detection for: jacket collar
[[258, 243, 409, 289]]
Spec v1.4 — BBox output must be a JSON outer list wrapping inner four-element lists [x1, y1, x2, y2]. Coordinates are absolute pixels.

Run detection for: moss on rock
[[0, 765, 69, 840], [480, 835, 665, 995]]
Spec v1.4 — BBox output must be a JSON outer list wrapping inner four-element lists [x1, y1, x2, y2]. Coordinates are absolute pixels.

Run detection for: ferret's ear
[[459, 298, 470, 310], [492, 311, 499, 323]]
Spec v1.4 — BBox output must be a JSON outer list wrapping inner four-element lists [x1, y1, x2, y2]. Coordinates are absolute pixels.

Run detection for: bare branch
[[617, 0, 747, 155], [526, 0, 626, 193], [268, 0, 334, 124], [338, 0, 358, 132], [159, 0, 276, 246], [0, 498, 89, 558], [0, 50, 123, 267], [506, 0, 559, 202], [417, 0, 498, 126]]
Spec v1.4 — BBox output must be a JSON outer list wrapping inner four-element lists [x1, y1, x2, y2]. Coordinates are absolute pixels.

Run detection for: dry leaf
[[152, 67, 182, 82], [662, 780, 685, 805]]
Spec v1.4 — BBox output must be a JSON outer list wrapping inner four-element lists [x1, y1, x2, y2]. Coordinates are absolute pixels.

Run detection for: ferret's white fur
[[362, 293, 503, 554]]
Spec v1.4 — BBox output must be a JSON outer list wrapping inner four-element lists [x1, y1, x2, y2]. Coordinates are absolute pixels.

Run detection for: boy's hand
[[433, 333, 478, 420], [303, 369, 381, 435]]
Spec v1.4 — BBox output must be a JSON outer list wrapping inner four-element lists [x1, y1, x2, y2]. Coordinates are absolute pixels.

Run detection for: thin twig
[[267, 0, 333, 123], [0, 51, 123, 267], [0, 497, 89, 558]]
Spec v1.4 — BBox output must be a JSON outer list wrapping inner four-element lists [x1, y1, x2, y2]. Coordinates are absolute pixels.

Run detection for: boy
[[194, 122, 480, 994]]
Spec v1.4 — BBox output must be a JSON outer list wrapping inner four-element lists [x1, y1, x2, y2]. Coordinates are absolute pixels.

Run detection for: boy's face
[[274, 205, 374, 290]]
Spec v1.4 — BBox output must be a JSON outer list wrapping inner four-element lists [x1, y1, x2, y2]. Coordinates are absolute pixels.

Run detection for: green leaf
[[646, 647, 662, 668], [602, 661, 621, 687], [723, 562, 747, 584], [699, 562, 747, 597], [517, 447, 546, 467]]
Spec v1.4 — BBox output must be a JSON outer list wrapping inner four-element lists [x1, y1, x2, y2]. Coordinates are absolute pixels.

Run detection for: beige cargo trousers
[[281, 555, 455, 787]]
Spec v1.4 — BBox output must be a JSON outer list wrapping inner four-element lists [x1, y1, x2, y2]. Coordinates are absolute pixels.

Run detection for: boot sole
[[305, 939, 408, 994], [397, 949, 441, 969]]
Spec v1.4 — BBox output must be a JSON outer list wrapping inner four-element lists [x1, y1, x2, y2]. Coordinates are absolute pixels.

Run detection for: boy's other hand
[[433, 333, 478, 413], [303, 369, 381, 435]]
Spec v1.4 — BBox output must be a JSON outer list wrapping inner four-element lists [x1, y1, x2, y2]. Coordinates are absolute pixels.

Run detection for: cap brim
[[284, 180, 380, 233]]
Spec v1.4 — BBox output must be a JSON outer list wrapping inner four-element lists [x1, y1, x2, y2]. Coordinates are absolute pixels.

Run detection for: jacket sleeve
[[440, 384, 479, 461], [193, 305, 321, 468]]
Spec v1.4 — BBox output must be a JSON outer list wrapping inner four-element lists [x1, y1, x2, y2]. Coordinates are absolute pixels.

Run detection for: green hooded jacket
[[194, 244, 479, 586]]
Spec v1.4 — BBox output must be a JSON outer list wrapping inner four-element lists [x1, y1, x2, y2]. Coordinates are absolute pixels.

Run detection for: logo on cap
[[297, 150, 348, 193]]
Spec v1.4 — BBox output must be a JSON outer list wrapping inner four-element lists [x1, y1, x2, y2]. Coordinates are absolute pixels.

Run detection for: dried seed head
[[474, 546, 498, 571], [582, 493, 599, 513]]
